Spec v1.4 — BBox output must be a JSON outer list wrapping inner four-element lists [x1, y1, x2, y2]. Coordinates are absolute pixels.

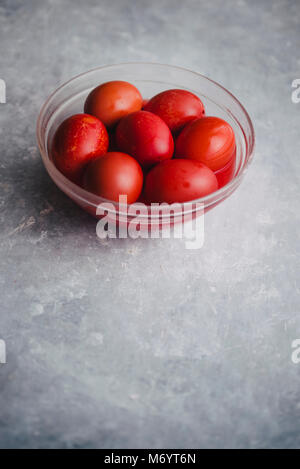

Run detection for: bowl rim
[[36, 62, 255, 217]]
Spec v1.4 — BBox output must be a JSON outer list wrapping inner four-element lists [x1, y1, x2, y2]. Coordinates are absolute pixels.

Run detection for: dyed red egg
[[144, 89, 205, 133], [116, 110, 174, 169], [176, 116, 236, 171], [143, 158, 218, 204], [52, 114, 109, 183], [83, 152, 143, 204], [84, 81, 143, 128]]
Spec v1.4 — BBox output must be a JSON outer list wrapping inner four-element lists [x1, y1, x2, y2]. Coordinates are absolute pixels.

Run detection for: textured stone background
[[0, 0, 300, 449]]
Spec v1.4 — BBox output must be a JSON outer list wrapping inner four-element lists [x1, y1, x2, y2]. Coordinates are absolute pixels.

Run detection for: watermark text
[[291, 79, 300, 103], [96, 196, 205, 249], [291, 339, 300, 364], [0, 339, 6, 364], [0, 79, 6, 104]]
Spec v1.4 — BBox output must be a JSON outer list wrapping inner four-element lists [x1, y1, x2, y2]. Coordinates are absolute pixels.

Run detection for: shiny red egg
[[176, 116, 236, 171], [143, 158, 218, 204], [83, 152, 143, 204], [116, 110, 174, 169], [144, 89, 205, 133], [52, 113, 109, 183]]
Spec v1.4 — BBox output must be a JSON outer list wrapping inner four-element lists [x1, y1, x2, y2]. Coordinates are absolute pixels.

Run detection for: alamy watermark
[[291, 79, 300, 104], [95, 195, 205, 249], [291, 339, 300, 365], [0, 78, 6, 104], [0, 339, 6, 364]]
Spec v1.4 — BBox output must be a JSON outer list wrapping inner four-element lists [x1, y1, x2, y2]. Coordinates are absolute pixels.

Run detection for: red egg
[[84, 81, 143, 128], [52, 114, 109, 183], [144, 89, 205, 133], [83, 152, 143, 204], [143, 159, 218, 204], [116, 111, 174, 169], [176, 116, 236, 171]]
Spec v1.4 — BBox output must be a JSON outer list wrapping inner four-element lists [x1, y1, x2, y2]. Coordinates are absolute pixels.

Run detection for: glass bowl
[[36, 63, 255, 229]]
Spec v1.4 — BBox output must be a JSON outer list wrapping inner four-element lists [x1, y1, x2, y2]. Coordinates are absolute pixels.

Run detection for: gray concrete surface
[[0, 0, 300, 449]]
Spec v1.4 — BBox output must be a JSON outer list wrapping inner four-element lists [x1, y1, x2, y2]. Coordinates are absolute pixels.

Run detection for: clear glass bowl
[[36, 63, 255, 228]]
